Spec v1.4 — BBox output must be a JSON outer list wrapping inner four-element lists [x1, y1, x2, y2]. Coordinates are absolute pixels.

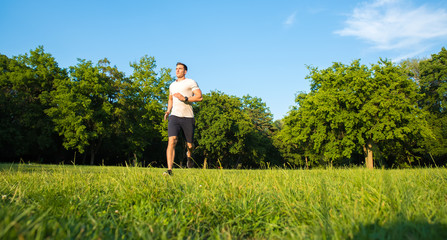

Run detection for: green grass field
[[0, 164, 446, 239]]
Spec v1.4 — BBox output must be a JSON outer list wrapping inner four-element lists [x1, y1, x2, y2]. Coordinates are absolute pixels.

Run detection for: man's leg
[[166, 136, 178, 171], [166, 115, 180, 175], [182, 117, 195, 168], [186, 142, 194, 168]]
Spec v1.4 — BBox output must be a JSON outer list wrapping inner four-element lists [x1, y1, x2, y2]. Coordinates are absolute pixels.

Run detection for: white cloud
[[335, 0, 447, 53], [284, 12, 297, 26]]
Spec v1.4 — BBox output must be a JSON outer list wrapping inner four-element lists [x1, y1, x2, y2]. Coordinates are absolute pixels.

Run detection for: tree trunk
[[407, 155, 412, 167], [90, 138, 103, 166], [203, 157, 207, 169], [82, 152, 87, 165], [133, 152, 138, 167], [363, 140, 374, 169], [90, 147, 95, 165], [305, 156, 309, 169]]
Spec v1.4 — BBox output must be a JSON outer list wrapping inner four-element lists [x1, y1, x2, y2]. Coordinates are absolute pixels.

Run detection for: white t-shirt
[[169, 78, 200, 118]]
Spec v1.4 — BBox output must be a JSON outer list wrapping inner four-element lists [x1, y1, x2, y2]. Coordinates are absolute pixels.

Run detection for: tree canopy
[[418, 48, 447, 158], [277, 59, 433, 168]]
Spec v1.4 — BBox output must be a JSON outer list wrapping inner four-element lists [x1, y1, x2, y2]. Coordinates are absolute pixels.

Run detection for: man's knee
[[168, 137, 178, 147]]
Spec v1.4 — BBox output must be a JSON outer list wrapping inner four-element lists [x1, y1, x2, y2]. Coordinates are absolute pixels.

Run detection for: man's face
[[176, 64, 186, 78]]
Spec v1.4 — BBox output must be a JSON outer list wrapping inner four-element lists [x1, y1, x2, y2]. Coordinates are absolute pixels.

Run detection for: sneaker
[[187, 157, 194, 168], [163, 170, 173, 176]]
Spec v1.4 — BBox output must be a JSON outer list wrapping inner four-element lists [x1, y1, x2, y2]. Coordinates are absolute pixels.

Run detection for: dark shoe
[[187, 157, 194, 168], [163, 170, 173, 176]]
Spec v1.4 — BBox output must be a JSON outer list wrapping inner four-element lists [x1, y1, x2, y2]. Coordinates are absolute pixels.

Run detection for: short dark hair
[[176, 62, 188, 71]]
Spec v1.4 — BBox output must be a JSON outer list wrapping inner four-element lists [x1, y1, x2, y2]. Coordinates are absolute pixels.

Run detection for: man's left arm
[[172, 89, 202, 103], [187, 89, 202, 102]]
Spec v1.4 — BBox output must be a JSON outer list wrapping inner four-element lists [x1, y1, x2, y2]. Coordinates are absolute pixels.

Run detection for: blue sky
[[1, 0, 447, 120]]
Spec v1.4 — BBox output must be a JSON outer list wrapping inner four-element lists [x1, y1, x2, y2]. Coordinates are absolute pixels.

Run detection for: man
[[163, 62, 202, 176]]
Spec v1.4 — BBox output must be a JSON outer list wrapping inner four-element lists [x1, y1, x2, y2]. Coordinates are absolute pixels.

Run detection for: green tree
[[418, 47, 447, 161], [0, 47, 67, 162], [400, 57, 425, 84], [278, 59, 431, 168], [241, 95, 282, 167], [46, 58, 120, 164], [194, 91, 252, 168], [275, 93, 324, 168], [116, 55, 171, 165]]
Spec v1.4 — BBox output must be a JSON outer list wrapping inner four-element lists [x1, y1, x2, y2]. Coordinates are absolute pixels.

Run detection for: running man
[[163, 62, 202, 175]]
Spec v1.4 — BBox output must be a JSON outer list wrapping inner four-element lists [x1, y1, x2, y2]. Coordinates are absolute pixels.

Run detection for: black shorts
[[168, 115, 195, 143]]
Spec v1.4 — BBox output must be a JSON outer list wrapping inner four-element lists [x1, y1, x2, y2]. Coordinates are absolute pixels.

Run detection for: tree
[[418, 47, 447, 161], [1, 48, 176, 165], [278, 59, 431, 168], [46, 58, 120, 164], [400, 57, 425, 84], [194, 91, 252, 168], [0, 47, 67, 162], [241, 95, 282, 167], [276, 93, 327, 168], [116, 55, 171, 165], [364, 60, 431, 167]]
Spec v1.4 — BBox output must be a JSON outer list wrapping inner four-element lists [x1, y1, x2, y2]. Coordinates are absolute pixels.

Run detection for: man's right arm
[[164, 94, 173, 121]]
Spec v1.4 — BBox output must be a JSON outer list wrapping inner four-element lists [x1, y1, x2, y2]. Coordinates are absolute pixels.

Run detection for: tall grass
[[0, 164, 446, 239]]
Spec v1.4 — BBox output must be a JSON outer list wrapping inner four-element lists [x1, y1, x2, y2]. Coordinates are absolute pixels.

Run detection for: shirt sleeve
[[191, 80, 200, 92]]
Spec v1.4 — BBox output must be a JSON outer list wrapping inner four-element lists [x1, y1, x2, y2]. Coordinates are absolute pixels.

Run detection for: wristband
[[184, 96, 189, 102]]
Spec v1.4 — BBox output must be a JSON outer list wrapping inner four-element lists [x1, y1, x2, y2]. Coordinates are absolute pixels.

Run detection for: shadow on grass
[[353, 220, 447, 240]]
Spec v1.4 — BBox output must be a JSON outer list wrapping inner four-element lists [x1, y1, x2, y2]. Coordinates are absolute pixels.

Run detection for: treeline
[[0, 46, 280, 168], [1, 46, 446, 168], [276, 48, 447, 168]]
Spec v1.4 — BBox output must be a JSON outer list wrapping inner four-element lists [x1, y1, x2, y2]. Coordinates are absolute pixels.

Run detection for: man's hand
[[173, 93, 186, 101], [164, 111, 170, 121]]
